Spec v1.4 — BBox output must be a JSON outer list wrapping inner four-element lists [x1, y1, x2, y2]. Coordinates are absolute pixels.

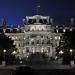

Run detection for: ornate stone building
[[0, 15, 74, 59]]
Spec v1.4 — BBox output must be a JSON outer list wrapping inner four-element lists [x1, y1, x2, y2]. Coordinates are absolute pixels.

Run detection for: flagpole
[[37, 5, 40, 15]]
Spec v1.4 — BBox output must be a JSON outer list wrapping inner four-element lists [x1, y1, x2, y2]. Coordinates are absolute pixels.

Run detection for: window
[[28, 19, 36, 24], [39, 19, 47, 24], [55, 36, 58, 40], [30, 34, 36, 38], [13, 29, 17, 33], [6, 29, 10, 33], [31, 41, 34, 45], [59, 29, 63, 33], [42, 40, 44, 44], [26, 41, 29, 44], [36, 40, 39, 44], [56, 29, 59, 33], [41, 35, 43, 38], [63, 29, 66, 32], [47, 47, 50, 52], [47, 40, 50, 44], [26, 47, 29, 52]]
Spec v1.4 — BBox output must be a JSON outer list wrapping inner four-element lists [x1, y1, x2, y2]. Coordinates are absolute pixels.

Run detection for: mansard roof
[[23, 15, 50, 25]]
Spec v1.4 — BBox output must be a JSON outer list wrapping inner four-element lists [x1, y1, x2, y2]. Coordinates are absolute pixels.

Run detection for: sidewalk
[[0, 64, 74, 70]]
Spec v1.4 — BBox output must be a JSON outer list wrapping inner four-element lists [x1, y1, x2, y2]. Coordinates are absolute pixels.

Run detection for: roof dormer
[[23, 15, 50, 25]]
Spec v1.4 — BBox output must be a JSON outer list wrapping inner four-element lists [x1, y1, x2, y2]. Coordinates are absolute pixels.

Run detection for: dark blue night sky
[[0, 0, 75, 27]]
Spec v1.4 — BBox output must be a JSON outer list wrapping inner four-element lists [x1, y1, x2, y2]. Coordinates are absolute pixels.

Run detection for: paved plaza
[[0, 64, 75, 75]]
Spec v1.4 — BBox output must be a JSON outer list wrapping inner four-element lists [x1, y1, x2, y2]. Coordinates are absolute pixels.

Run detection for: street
[[0, 64, 74, 75]]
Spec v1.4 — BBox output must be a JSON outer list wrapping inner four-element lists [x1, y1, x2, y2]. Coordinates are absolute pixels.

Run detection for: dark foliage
[[56, 29, 75, 64], [0, 33, 16, 65]]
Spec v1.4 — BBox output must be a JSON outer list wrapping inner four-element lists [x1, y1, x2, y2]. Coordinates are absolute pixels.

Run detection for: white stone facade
[[4, 15, 62, 59]]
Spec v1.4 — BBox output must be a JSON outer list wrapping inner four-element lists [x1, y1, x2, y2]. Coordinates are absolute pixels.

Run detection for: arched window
[[26, 47, 29, 53], [36, 40, 39, 44], [42, 40, 44, 44], [47, 47, 50, 52], [6, 29, 10, 33], [47, 40, 50, 44], [31, 41, 35, 45]]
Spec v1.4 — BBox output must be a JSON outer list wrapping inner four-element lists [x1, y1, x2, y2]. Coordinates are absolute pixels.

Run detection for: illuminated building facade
[[0, 15, 74, 59]]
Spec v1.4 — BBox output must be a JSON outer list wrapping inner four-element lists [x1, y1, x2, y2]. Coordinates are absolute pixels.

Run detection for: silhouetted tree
[[0, 33, 17, 65], [56, 29, 75, 64]]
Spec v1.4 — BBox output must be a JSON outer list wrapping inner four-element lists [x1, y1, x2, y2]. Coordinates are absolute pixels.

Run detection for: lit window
[[56, 26, 58, 28], [41, 50, 43, 53], [55, 36, 57, 40], [41, 47, 44, 53], [23, 50, 25, 53], [24, 30, 26, 33], [32, 47, 35, 53], [24, 38, 25, 40], [13, 42, 15, 45], [63, 29, 66, 32], [15, 37, 17, 39], [33, 50, 35, 53], [31, 39, 34, 41], [56, 29, 58, 33], [47, 47, 50, 52], [55, 56, 58, 60], [46, 50, 48, 53], [50, 37, 52, 40], [58, 36, 61, 40], [12, 37, 15, 40], [26, 55, 28, 58], [9, 36, 11, 39], [70, 28, 72, 31], [3, 29, 6, 33]]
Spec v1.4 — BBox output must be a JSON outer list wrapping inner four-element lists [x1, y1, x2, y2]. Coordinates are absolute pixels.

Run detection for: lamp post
[[69, 49, 74, 66], [12, 51, 17, 64], [12, 51, 17, 55], [70, 49, 73, 61], [70, 49, 73, 56], [3, 49, 6, 61], [58, 50, 64, 64], [59, 50, 63, 55], [2, 49, 7, 66]]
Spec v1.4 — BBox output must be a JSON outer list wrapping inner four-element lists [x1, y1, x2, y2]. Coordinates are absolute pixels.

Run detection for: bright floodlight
[[70, 49, 73, 52], [12, 51, 16, 54], [63, 29, 66, 32], [59, 50, 63, 54], [3, 49, 6, 53]]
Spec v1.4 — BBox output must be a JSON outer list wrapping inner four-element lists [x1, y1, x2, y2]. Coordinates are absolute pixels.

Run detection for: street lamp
[[2, 49, 7, 66], [59, 50, 63, 55], [12, 51, 17, 65], [70, 49, 73, 55], [12, 51, 17, 55], [70, 49, 73, 60], [58, 50, 63, 64], [3, 49, 7, 60], [69, 49, 74, 66], [3, 49, 6, 53]]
